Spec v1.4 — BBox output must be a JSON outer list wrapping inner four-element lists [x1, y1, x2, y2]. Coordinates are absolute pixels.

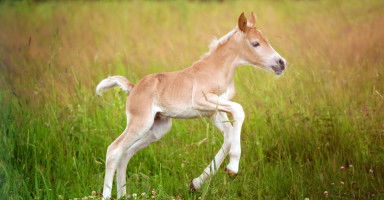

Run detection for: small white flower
[[132, 193, 137, 198], [304, 198, 309, 200], [141, 192, 146, 197]]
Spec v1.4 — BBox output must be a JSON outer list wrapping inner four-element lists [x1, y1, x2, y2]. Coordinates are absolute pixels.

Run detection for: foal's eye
[[251, 41, 260, 47]]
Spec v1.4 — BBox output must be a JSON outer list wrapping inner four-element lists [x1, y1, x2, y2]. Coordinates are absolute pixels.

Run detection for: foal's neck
[[201, 39, 240, 83]]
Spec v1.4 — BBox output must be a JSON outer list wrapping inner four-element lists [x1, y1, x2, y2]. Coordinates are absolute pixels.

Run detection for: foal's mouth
[[271, 65, 284, 75]]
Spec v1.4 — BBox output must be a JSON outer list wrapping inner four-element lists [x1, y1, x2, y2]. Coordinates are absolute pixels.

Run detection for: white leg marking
[[103, 142, 123, 199], [225, 103, 244, 173], [190, 93, 245, 189], [191, 112, 234, 189], [116, 118, 171, 199], [116, 136, 154, 198], [102, 118, 155, 199]]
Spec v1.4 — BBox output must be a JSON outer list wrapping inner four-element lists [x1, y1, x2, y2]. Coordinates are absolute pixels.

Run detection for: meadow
[[0, 0, 384, 199]]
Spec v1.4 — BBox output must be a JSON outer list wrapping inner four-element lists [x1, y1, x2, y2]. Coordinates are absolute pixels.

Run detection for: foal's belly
[[159, 107, 214, 119]]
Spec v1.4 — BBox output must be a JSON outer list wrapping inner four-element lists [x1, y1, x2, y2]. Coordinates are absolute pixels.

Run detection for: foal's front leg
[[190, 112, 233, 190], [225, 103, 244, 175], [206, 94, 245, 175], [191, 94, 245, 190]]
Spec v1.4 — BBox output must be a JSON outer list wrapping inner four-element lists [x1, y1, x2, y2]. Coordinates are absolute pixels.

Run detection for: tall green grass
[[1, 0, 383, 199]]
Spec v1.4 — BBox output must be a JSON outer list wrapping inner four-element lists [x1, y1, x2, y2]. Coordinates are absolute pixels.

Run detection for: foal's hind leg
[[102, 113, 156, 199], [116, 117, 172, 198]]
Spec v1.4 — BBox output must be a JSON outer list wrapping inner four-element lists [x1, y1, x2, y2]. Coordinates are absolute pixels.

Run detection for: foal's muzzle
[[271, 58, 286, 75]]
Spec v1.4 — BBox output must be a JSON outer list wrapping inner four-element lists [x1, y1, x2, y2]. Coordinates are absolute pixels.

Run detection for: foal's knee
[[230, 103, 245, 123]]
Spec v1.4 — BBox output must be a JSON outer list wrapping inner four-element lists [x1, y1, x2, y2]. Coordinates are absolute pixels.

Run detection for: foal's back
[[126, 68, 196, 117]]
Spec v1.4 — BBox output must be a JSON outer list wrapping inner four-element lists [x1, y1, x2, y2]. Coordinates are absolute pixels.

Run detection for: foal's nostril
[[278, 59, 285, 70]]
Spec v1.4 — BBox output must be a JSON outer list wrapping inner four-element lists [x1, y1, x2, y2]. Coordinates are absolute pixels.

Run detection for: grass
[[0, 0, 384, 199]]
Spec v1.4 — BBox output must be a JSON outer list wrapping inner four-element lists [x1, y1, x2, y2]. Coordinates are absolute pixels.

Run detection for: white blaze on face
[[262, 46, 278, 66], [259, 45, 286, 74]]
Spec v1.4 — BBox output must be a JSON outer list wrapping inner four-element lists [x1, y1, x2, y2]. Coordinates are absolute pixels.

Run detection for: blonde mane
[[207, 29, 237, 54]]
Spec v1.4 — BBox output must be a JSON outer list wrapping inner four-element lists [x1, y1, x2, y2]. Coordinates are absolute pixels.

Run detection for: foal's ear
[[238, 12, 248, 33], [249, 12, 256, 27]]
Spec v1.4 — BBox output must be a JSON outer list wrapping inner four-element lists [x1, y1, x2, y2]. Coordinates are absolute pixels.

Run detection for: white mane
[[208, 29, 237, 53], [198, 28, 238, 60]]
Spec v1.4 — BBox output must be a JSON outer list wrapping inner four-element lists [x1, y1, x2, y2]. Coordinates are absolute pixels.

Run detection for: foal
[[96, 12, 286, 199]]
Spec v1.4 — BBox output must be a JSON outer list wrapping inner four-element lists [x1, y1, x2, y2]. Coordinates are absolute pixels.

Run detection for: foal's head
[[235, 12, 286, 75]]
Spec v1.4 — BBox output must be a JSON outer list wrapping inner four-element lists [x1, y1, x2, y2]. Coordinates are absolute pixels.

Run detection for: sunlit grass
[[0, 0, 383, 199]]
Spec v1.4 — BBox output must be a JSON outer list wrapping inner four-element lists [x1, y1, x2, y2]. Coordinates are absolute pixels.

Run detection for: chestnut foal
[[96, 12, 286, 199]]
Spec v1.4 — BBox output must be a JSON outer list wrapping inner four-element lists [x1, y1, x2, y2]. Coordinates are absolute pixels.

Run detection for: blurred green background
[[0, 0, 383, 199]]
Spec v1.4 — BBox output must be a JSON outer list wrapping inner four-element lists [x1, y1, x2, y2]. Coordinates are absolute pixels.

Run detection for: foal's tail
[[96, 75, 134, 95]]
